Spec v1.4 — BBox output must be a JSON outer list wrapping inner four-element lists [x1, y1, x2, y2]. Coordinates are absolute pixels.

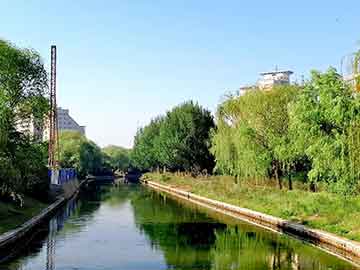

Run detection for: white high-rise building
[[257, 70, 293, 90], [239, 69, 294, 93]]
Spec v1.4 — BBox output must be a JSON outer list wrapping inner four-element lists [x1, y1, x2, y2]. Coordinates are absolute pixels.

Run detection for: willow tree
[[289, 68, 360, 194], [211, 85, 300, 188]]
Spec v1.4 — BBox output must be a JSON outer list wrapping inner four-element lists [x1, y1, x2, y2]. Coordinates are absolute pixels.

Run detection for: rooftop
[[259, 70, 294, 76]]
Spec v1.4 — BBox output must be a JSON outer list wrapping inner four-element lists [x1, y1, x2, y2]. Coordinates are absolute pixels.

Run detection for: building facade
[[43, 107, 86, 140], [257, 70, 293, 90], [239, 70, 294, 94]]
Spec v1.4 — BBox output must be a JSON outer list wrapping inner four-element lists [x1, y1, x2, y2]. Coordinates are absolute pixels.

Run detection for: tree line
[[212, 68, 360, 194], [133, 68, 360, 195], [58, 131, 132, 178]]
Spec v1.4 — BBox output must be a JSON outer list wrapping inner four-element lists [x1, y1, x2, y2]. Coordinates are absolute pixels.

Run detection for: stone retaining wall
[[143, 180, 360, 266]]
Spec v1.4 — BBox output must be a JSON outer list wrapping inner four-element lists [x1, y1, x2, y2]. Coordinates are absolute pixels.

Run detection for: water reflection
[[0, 184, 358, 270], [0, 186, 102, 270], [131, 189, 358, 270]]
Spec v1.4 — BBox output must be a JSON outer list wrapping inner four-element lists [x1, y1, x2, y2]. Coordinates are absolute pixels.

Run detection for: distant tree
[[59, 131, 104, 178], [102, 145, 131, 172], [131, 101, 215, 173]]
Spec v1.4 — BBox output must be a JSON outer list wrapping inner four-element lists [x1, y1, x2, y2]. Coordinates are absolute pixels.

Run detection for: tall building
[[57, 107, 86, 135], [43, 107, 85, 140], [257, 70, 293, 90]]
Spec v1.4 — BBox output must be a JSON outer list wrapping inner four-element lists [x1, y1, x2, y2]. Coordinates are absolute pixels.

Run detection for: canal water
[[1, 183, 358, 270]]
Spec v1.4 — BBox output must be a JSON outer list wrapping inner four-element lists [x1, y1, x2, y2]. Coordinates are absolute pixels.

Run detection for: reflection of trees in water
[[102, 184, 139, 207], [131, 190, 356, 270], [211, 226, 355, 270], [0, 190, 103, 270], [131, 190, 226, 269]]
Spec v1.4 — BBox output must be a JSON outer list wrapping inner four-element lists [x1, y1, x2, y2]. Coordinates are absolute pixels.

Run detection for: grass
[[0, 196, 47, 235], [144, 172, 360, 242]]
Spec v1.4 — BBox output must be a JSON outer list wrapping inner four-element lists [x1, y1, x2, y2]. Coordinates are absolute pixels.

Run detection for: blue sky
[[1, 0, 359, 147]]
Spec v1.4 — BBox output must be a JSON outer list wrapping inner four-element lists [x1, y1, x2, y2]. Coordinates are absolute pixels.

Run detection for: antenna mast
[[48, 45, 59, 168]]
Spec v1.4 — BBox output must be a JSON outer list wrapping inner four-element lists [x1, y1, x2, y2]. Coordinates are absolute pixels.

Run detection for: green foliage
[[211, 68, 360, 194], [0, 39, 49, 199], [131, 117, 164, 170], [211, 85, 300, 184], [59, 131, 105, 178], [354, 50, 360, 92], [131, 101, 215, 173], [102, 145, 131, 172], [289, 68, 360, 194]]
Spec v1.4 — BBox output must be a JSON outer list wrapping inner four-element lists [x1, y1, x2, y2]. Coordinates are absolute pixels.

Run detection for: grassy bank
[[0, 196, 47, 235], [144, 172, 360, 242]]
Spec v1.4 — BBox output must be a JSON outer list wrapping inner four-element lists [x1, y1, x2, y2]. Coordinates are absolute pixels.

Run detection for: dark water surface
[[1, 184, 358, 270]]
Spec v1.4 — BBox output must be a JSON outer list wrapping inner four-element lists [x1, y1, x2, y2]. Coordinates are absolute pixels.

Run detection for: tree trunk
[[274, 165, 282, 189], [288, 174, 293, 190], [310, 182, 316, 192]]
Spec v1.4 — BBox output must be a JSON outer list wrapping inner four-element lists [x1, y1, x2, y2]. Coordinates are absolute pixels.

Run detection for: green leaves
[[102, 145, 131, 172], [289, 68, 360, 194], [0, 39, 49, 199], [211, 85, 300, 182], [59, 131, 104, 177], [131, 101, 215, 173]]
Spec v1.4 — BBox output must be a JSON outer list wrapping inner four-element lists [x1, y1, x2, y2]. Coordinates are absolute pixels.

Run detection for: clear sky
[[1, 0, 359, 148]]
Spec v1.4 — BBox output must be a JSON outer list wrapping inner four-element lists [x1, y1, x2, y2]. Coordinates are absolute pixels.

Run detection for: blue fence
[[49, 168, 77, 185]]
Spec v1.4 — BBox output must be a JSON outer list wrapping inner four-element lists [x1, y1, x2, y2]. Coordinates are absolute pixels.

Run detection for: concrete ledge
[[0, 198, 64, 249], [0, 179, 85, 252], [143, 180, 360, 265]]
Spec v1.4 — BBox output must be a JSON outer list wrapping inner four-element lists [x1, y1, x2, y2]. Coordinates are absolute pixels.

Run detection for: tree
[[59, 131, 104, 178], [102, 145, 131, 172], [131, 117, 164, 171], [131, 101, 215, 173], [158, 101, 215, 172], [211, 85, 300, 188], [289, 68, 360, 194], [0, 39, 49, 199]]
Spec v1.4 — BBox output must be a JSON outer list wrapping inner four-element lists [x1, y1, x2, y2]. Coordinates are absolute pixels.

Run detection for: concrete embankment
[[143, 180, 360, 266], [0, 179, 84, 254]]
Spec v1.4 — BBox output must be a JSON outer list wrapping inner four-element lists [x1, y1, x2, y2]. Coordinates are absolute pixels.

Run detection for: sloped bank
[[142, 179, 360, 266], [0, 179, 84, 261]]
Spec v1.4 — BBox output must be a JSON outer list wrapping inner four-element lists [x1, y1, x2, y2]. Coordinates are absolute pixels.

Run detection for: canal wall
[[143, 180, 360, 265], [0, 179, 85, 253]]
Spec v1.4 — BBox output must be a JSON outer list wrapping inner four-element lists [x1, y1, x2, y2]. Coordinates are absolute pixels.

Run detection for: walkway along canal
[[0, 183, 358, 270]]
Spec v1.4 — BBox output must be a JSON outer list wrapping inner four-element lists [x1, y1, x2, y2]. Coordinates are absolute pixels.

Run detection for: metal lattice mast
[[48, 45, 59, 169]]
